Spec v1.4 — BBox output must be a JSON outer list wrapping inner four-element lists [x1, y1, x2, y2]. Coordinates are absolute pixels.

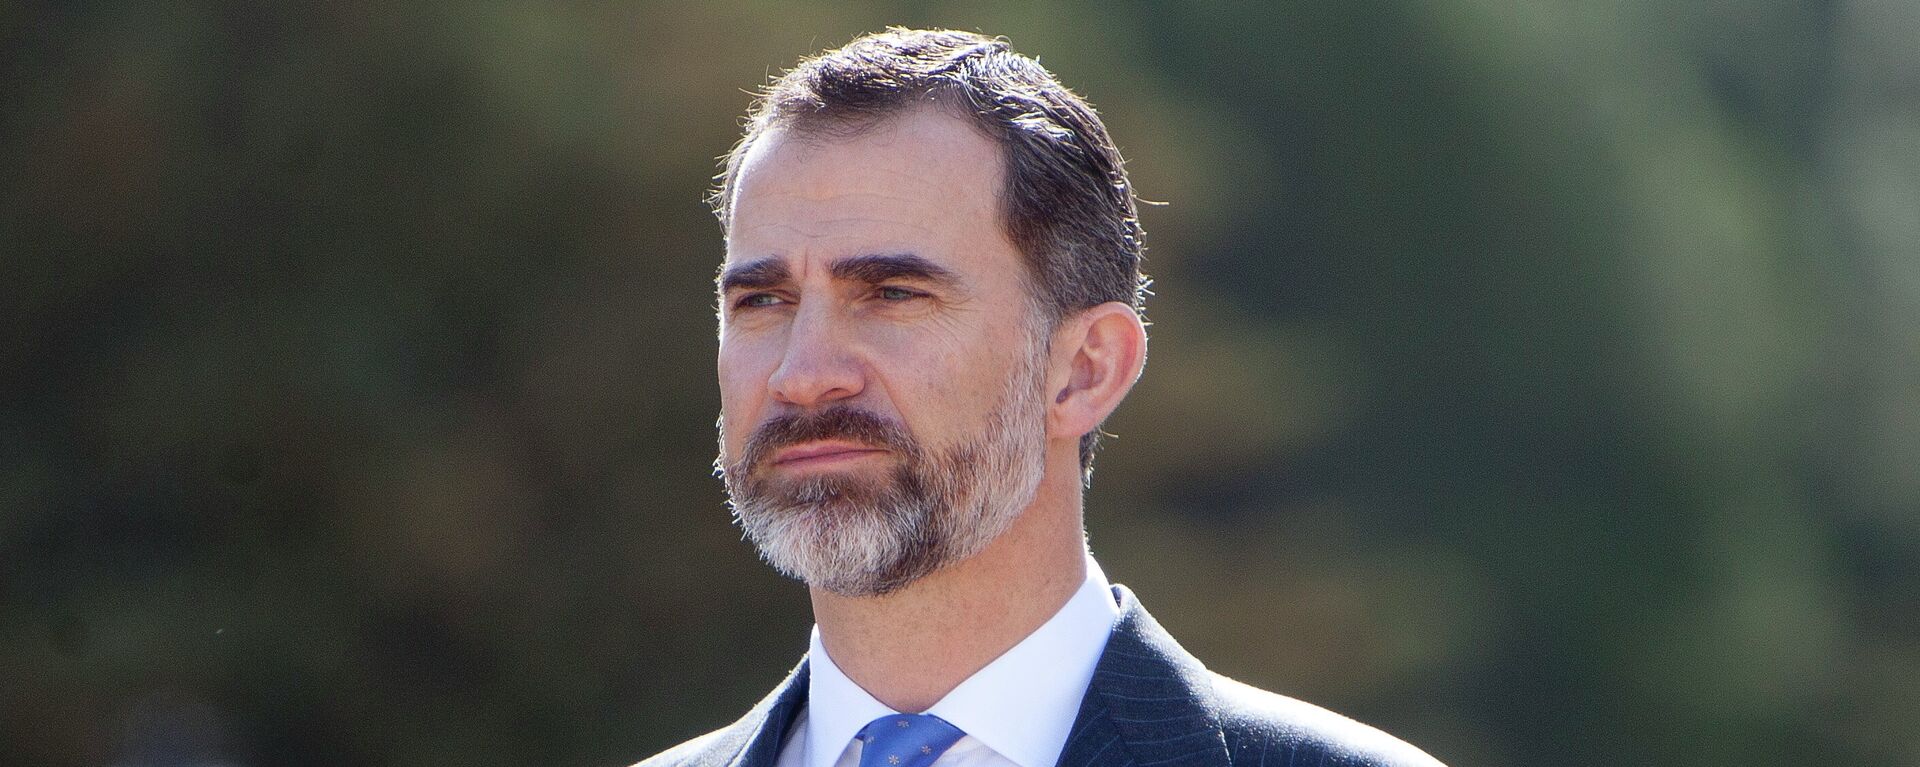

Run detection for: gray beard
[[717, 355, 1048, 597]]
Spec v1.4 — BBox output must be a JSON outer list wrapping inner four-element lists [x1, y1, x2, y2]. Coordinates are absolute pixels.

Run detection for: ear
[[1046, 301, 1148, 444]]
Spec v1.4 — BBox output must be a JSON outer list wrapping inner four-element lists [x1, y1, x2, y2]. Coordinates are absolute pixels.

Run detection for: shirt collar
[[803, 630, 896, 767], [803, 554, 1123, 767]]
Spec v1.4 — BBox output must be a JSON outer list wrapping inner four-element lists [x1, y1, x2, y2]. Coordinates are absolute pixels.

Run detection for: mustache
[[735, 406, 918, 475]]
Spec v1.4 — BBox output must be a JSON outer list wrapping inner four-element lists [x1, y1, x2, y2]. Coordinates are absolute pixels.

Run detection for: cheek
[[876, 334, 1009, 432], [717, 326, 781, 384], [716, 341, 772, 429]]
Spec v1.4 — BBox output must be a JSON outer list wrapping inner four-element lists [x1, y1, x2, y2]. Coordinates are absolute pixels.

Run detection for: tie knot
[[856, 714, 966, 767]]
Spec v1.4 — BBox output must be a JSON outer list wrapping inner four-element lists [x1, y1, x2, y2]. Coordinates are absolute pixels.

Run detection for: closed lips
[[773, 444, 886, 464]]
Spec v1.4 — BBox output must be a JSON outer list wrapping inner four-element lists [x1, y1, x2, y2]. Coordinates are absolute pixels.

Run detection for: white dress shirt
[[772, 554, 1125, 767]]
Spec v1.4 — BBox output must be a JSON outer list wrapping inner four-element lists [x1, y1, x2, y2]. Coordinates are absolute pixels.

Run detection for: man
[[639, 28, 1445, 767]]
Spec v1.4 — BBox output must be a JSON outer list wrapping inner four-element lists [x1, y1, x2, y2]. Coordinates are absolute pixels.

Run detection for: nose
[[766, 305, 864, 409]]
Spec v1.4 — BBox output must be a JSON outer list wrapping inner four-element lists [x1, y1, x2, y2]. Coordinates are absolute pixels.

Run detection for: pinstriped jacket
[[635, 585, 1446, 767]]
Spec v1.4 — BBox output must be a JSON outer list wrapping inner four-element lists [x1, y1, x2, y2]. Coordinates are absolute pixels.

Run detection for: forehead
[[724, 106, 1015, 272]]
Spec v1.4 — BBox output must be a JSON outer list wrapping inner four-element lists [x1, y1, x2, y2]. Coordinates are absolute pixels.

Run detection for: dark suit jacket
[[636, 585, 1445, 767]]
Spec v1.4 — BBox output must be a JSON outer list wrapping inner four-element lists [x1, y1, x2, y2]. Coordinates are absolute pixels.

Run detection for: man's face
[[715, 107, 1051, 597]]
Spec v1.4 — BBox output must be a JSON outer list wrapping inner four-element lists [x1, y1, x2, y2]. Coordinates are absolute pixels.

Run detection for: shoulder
[[629, 722, 755, 767], [1209, 673, 1447, 767], [630, 657, 810, 767]]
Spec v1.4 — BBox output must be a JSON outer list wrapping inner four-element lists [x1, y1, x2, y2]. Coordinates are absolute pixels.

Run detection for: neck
[[810, 458, 1088, 712]]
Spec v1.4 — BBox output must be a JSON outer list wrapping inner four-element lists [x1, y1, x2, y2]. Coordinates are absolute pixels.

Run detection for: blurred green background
[[4, 2, 1917, 765]]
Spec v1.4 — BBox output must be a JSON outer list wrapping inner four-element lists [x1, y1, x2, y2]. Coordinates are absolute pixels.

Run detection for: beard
[[716, 345, 1049, 598]]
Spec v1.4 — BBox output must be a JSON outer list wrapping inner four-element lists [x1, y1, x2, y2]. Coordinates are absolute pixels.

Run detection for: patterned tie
[[855, 713, 967, 767]]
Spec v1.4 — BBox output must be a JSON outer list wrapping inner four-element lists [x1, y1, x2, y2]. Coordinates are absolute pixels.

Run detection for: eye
[[735, 292, 784, 309], [876, 286, 922, 301]]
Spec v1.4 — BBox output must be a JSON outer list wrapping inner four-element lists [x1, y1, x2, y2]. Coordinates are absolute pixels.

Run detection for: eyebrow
[[716, 257, 790, 293], [717, 253, 961, 293], [830, 253, 960, 289]]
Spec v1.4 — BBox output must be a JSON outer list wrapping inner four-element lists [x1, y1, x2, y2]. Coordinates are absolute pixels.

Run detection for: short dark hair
[[713, 28, 1148, 473]]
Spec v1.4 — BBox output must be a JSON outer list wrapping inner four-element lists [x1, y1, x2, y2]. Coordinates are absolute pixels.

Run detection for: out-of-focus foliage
[[3, 2, 1914, 766]]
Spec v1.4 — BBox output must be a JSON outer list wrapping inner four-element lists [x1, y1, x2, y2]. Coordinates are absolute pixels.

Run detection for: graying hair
[[721, 322, 1050, 596]]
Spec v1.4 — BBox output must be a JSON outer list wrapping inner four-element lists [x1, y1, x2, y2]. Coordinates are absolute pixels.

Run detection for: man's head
[[712, 29, 1148, 597]]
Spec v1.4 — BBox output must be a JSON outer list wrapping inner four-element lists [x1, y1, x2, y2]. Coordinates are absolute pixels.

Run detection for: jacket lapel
[[1054, 585, 1232, 767], [722, 586, 1229, 767], [721, 658, 809, 767]]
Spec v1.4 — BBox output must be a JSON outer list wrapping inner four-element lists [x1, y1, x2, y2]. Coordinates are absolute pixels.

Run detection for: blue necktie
[[856, 713, 966, 767]]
